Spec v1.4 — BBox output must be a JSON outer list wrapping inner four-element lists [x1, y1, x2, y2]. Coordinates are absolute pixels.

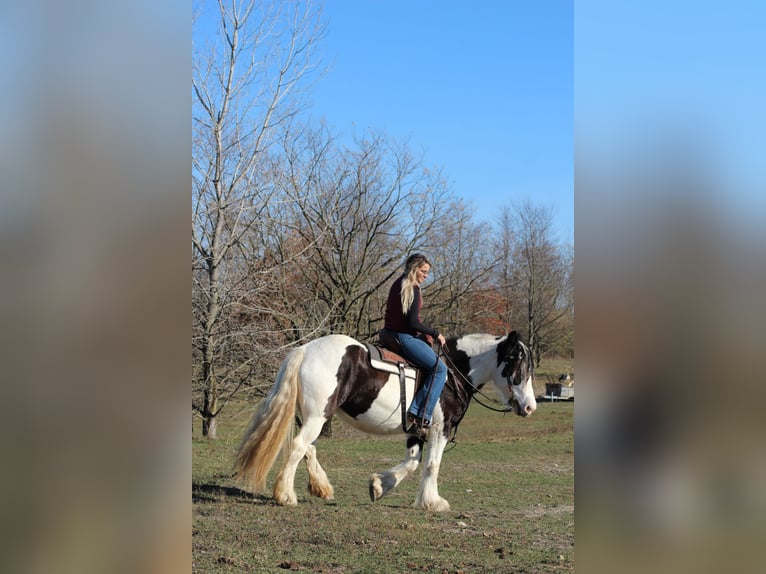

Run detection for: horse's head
[[495, 331, 537, 417]]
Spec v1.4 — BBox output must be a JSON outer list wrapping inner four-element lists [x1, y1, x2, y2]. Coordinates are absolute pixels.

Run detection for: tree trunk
[[202, 374, 219, 439], [201, 262, 221, 438], [202, 411, 218, 439]]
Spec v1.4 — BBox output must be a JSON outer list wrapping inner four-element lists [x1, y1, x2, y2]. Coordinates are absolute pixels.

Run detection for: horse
[[234, 330, 537, 511]]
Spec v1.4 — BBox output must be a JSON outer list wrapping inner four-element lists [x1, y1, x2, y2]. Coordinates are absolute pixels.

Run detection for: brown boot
[[405, 414, 431, 439]]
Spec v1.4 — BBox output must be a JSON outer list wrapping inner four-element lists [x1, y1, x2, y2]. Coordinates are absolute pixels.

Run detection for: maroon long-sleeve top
[[383, 276, 439, 338]]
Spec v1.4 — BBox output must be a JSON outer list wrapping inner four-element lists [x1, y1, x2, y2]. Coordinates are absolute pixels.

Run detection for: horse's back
[[303, 334, 364, 361], [306, 333, 362, 349]]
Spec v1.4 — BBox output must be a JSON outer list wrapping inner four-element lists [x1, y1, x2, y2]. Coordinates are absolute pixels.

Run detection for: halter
[[439, 346, 517, 414]]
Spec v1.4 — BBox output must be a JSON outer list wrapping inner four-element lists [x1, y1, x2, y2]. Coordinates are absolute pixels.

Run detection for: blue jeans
[[396, 332, 448, 423]]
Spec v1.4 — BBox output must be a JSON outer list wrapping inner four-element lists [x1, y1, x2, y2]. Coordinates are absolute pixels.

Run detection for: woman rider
[[381, 253, 448, 435]]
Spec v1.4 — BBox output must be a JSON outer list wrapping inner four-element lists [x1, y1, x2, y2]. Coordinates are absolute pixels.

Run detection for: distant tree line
[[192, 0, 573, 437]]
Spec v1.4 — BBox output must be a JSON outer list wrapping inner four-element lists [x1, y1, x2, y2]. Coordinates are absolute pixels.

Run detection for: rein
[[439, 346, 515, 414]]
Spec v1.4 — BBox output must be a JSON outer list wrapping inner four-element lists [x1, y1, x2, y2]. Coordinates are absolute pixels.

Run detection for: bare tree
[[192, 0, 325, 438], [279, 128, 453, 340], [495, 201, 573, 364], [425, 198, 499, 335]]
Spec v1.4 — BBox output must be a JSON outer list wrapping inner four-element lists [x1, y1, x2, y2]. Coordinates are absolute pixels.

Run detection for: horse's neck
[[468, 349, 497, 386], [454, 334, 502, 387]]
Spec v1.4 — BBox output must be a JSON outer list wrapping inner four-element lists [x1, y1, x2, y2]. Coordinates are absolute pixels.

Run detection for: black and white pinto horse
[[235, 331, 536, 511]]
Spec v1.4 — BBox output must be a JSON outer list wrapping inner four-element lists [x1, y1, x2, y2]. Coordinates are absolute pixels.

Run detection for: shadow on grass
[[192, 482, 271, 504]]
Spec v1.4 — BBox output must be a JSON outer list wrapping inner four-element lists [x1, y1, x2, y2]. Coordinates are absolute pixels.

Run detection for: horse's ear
[[508, 330, 518, 345]]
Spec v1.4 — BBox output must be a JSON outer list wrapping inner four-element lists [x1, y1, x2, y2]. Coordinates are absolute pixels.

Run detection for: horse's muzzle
[[514, 402, 534, 417]]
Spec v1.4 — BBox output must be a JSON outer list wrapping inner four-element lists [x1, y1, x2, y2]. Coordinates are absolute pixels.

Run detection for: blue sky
[[307, 1, 573, 243]]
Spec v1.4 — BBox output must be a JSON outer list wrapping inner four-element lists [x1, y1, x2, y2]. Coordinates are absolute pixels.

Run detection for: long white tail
[[234, 346, 304, 493]]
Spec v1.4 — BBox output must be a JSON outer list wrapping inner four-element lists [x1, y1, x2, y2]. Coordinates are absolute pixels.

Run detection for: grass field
[[193, 364, 574, 573]]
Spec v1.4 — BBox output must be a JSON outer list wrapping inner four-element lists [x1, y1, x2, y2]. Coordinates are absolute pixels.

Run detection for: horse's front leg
[[369, 436, 423, 502], [414, 424, 451, 512]]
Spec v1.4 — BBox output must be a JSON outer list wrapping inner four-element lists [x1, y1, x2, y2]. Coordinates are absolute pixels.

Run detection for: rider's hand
[[437, 333, 447, 347]]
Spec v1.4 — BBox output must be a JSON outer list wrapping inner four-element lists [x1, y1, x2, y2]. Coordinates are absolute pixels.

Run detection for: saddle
[[368, 329, 426, 375], [364, 339, 419, 388], [365, 331, 423, 433]]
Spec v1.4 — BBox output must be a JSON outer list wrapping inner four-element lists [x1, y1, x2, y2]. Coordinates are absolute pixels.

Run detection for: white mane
[[455, 333, 505, 357]]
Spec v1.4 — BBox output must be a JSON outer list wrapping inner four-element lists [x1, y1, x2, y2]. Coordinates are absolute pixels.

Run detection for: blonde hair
[[400, 253, 431, 313]]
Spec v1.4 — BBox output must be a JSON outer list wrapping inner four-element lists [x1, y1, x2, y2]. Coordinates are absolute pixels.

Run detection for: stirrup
[[406, 414, 431, 437]]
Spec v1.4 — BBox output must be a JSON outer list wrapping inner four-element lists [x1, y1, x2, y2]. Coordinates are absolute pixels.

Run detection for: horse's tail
[[234, 346, 304, 493]]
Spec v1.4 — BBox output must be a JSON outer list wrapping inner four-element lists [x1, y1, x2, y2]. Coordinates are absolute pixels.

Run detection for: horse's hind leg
[[273, 416, 327, 506], [304, 443, 334, 500], [369, 436, 423, 502]]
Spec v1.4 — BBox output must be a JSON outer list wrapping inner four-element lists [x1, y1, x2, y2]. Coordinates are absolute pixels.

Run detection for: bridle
[[501, 346, 527, 385]]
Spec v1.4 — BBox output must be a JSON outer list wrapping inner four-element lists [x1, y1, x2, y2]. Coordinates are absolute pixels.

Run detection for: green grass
[[193, 363, 574, 573]]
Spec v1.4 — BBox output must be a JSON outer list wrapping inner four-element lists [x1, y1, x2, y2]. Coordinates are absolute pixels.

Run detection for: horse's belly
[[338, 376, 412, 435]]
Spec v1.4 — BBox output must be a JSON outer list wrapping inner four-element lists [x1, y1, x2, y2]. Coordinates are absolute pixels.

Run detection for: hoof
[[369, 474, 383, 502], [273, 489, 298, 506], [308, 482, 335, 500], [417, 497, 451, 512]]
